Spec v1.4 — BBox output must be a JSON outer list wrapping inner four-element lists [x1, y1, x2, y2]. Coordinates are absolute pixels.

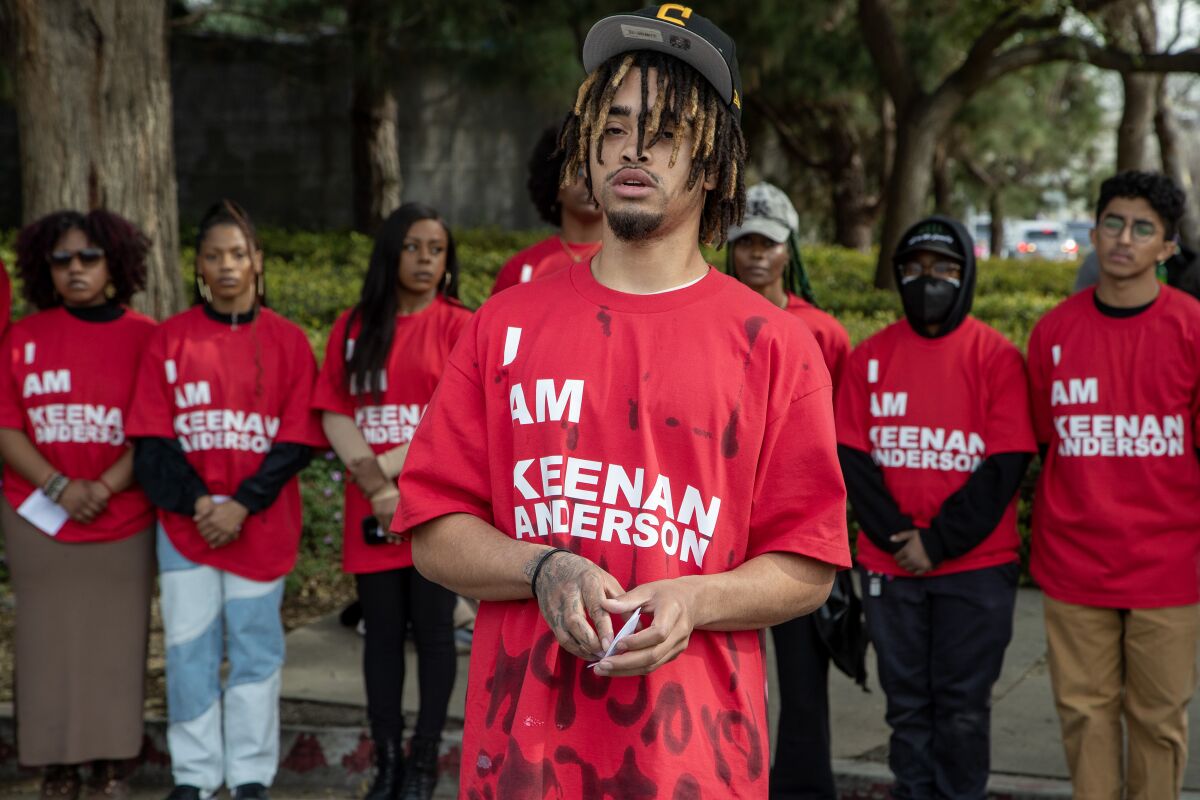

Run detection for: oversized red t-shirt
[[0, 306, 156, 542], [398, 263, 850, 799], [312, 296, 472, 573], [490, 236, 602, 295], [784, 293, 850, 391], [1028, 287, 1200, 608], [127, 306, 325, 581], [837, 316, 1035, 577]]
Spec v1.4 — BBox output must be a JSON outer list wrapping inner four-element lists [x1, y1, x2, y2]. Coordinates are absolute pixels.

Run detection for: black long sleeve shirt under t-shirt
[[134, 438, 313, 517], [839, 444, 1031, 567]]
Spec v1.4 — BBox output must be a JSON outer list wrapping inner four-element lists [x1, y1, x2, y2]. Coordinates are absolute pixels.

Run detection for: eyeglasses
[[48, 247, 104, 267], [899, 260, 962, 281], [1098, 215, 1158, 243]]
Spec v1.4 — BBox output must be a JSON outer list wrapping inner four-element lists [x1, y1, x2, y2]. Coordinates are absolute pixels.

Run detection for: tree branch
[[749, 96, 837, 171]]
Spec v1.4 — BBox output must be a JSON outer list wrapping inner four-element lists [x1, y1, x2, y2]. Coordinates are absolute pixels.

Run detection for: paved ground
[[282, 587, 1200, 795], [4, 587, 1198, 798]]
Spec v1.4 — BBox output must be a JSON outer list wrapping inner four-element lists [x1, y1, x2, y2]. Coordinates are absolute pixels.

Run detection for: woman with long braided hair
[[727, 182, 850, 386]]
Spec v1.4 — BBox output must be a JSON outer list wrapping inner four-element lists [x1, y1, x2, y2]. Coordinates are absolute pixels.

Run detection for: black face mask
[[900, 276, 958, 326]]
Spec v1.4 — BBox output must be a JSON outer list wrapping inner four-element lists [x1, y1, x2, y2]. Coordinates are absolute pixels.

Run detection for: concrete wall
[[0, 32, 570, 231]]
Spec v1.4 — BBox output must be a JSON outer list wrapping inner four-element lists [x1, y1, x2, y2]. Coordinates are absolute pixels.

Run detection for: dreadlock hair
[[528, 121, 568, 227], [194, 199, 265, 306], [345, 202, 460, 399], [725, 232, 821, 308], [15, 209, 149, 310], [559, 49, 747, 247]]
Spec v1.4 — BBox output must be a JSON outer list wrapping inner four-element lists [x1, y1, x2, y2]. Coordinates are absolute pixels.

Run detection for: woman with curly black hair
[[0, 209, 158, 800], [314, 203, 471, 800], [489, 119, 603, 295]]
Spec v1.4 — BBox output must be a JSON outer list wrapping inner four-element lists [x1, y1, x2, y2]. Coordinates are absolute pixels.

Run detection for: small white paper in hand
[[18, 489, 69, 537], [589, 607, 642, 668]]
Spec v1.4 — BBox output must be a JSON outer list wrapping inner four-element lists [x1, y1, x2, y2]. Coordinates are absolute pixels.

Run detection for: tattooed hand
[[526, 548, 625, 662]]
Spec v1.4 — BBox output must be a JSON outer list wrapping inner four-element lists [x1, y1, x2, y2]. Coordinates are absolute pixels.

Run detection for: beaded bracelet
[[530, 548, 571, 602]]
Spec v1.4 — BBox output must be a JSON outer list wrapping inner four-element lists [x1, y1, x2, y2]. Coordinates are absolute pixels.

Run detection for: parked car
[[1009, 221, 1077, 261], [1064, 220, 1093, 259]]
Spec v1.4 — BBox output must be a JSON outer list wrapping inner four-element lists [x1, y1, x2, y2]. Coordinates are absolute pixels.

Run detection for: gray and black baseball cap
[[582, 5, 743, 122], [727, 183, 799, 244]]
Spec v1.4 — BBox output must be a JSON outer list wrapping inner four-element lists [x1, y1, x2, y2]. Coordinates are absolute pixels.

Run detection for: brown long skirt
[[2, 499, 154, 765]]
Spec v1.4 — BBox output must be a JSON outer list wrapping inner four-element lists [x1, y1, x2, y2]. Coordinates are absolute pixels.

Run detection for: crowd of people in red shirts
[[3, 5, 1199, 800]]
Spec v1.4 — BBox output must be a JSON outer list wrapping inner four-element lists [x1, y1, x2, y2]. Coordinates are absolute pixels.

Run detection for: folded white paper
[[18, 489, 69, 537], [589, 607, 642, 667]]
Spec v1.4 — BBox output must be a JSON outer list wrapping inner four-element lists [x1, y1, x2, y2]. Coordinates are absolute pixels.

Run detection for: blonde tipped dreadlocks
[[558, 49, 747, 247]]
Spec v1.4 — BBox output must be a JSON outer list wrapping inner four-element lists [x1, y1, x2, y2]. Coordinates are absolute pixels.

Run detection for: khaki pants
[[1044, 596, 1200, 800]]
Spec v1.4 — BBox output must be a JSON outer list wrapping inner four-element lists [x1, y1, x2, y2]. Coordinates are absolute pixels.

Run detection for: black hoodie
[[838, 216, 1032, 569], [893, 215, 977, 339]]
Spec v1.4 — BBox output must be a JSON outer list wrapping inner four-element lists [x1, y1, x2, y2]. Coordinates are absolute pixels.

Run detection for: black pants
[[356, 567, 458, 743], [862, 563, 1018, 800], [769, 613, 836, 799]]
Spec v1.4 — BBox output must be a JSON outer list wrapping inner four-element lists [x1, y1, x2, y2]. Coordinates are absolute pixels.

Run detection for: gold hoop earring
[[197, 276, 213, 303], [104, 282, 117, 300]]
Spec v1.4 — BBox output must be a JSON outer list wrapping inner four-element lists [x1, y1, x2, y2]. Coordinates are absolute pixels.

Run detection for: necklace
[[557, 235, 585, 264]]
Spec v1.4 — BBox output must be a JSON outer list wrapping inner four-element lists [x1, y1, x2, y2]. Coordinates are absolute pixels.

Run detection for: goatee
[[607, 209, 664, 241]]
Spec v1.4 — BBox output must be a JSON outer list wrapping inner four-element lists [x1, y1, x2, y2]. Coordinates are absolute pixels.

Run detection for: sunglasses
[[48, 247, 104, 267]]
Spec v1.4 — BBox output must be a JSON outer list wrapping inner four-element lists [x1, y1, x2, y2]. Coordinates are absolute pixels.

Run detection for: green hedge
[[0, 229, 1077, 595]]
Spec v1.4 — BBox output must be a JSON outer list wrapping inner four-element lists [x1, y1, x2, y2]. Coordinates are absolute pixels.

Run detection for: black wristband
[[530, 547, 571, 601]]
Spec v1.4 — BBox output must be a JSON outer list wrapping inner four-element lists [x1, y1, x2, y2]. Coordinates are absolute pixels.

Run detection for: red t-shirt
[[490, 236, 602, 295], [127, 306, 326, 581], [312, 297, 472, 573], [1028, 287, 1200, 608], [837, 317, 1035, 577], [398, 263, 850, 799], [784, 293, 850, 391], [0, 306, 156, 542]]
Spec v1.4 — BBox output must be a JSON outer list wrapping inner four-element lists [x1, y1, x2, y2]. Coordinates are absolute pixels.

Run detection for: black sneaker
[[163, 787, 201, 800], [233, 785, 270, 800]]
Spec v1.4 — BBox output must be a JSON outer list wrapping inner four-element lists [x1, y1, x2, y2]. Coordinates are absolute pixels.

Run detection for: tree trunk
[[1117, 71, 1159, 171], [932, 142, 953, 216], [10, 0, 183, 319], [988, 189, 1005, 259], [874, 107, 945, 288], [827, 123, 878, 252], [349, 0, 402, 234], [1155, 81, 1200, 249]]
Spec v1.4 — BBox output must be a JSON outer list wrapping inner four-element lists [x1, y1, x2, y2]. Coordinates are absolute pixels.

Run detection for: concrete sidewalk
[[3, 588, 1196, 798], [279, 587, 1200, 797]]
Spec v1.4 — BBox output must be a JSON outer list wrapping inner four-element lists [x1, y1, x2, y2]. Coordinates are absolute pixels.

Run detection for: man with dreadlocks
[[396, 5, 849, 798]]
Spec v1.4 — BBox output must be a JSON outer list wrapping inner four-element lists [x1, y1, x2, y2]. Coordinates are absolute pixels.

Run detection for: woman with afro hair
[[0, 209, 158, 799]]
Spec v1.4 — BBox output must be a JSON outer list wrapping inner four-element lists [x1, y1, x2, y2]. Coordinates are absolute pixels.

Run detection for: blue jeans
[[158, 527, 285, 793], [862, 562, 1017, 800]]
